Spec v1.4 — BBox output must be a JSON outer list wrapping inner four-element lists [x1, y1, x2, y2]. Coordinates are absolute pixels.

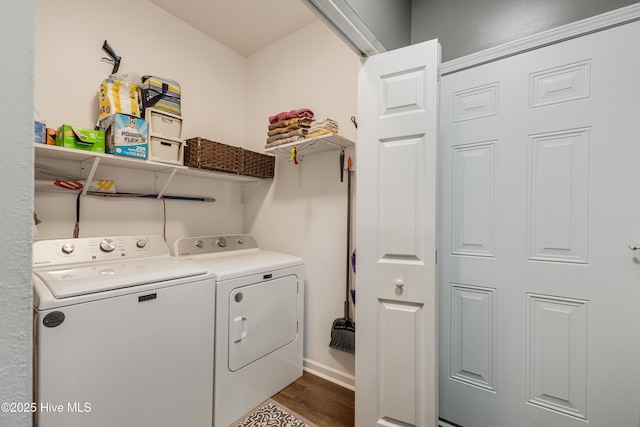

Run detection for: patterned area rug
[[231, 399, 318, 427]]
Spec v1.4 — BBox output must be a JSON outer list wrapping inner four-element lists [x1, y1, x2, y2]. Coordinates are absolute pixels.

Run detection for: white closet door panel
[[356, 39, 440, 427], [439, 20, 640, 427]]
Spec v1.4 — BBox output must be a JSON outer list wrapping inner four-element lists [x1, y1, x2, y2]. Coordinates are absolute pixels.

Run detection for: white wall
[[411, 0, 640, 62], [0, 1, 34, 426], [347, 0, 412, 50], [244, 21, 360, 387], [34, 0, 249, 244]]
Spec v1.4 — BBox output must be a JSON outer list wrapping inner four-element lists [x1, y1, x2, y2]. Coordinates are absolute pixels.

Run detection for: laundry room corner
[[30, 0, 364, 421], [243, 20, 360, 388]]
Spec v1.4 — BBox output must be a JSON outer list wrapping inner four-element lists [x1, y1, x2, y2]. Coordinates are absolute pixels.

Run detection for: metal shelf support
[[80, 157, 101, 196], [241, 181, 263, 204]]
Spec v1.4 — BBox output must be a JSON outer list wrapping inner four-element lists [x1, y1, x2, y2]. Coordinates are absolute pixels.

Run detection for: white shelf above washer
[[34, 144, 263, 203]]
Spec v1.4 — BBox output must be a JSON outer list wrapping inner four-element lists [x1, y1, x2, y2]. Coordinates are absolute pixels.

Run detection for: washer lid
[[34, 257, 208, 299]]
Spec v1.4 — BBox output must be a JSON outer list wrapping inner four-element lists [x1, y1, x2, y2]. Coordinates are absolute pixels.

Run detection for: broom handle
[[345, 162, 352, 320]]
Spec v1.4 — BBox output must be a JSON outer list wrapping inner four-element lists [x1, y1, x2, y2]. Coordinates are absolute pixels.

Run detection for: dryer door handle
[[231, 316, 248, 343]]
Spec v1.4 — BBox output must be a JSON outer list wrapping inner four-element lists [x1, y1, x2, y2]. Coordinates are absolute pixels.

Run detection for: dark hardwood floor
[[271, 371, 355, 426]]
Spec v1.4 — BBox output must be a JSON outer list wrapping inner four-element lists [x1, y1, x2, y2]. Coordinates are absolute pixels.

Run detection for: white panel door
[[355, 39, 440, 427], [439, 21, 640, 427]]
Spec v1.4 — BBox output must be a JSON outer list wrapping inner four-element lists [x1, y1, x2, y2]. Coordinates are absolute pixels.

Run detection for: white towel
[[308, 117, 339, 134]]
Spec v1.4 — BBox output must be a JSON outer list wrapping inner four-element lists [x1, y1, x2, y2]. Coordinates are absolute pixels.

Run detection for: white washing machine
[[33, 235, 215, 427], [173, 234, 304, 427]]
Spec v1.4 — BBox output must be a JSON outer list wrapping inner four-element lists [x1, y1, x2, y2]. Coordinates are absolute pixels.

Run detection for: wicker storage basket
[[184, 137, 240, 174], [239, 148, 275, 178]]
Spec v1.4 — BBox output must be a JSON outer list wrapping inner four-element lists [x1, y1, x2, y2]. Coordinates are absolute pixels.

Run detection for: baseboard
[[303, 358, 355, 391], [439, 419, 463, 427], [303, 361, 454, 423]]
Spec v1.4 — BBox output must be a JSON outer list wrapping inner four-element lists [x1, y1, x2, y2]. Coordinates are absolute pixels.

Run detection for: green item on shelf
[[56, 125, 105, 153]]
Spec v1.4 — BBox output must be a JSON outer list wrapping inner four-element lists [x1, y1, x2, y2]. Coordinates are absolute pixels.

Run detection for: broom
[[329, 156, 355, 353]]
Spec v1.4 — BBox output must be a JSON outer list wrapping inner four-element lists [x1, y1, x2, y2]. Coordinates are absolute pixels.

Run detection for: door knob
[[395, 279, 404, 288], [629, 245, 640, 251]]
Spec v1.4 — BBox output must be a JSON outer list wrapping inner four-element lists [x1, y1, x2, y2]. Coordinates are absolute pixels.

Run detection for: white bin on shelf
[[149, 135, 184, 165], [146, 108, 183, 139]]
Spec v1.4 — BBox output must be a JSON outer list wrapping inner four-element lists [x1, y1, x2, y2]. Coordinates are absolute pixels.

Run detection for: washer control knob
[[100, 238, 116, 252], [195, 240, 205, 249], [136, 239, 147, 249], [237, 238, 245, 245], [216, 237, 228, 248], [61, 243, 75, 254]]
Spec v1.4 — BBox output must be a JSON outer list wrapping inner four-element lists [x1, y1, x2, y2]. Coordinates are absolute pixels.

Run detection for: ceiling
[[148, 0, 320, 57]]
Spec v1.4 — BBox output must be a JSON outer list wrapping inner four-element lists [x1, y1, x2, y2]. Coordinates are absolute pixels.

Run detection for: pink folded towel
[[269, 108, 314, 124]]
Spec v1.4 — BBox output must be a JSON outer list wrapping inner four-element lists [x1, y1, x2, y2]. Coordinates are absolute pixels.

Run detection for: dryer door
[[228, 275, 298, 372]]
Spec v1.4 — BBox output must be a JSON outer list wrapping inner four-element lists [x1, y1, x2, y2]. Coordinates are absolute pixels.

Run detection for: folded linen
[[265, 135, 304, 149], [267, 122, 312, 137], [266, 128, 308, 144], [308, 117, 339, 134], [306, 129, 333, 138], [268, 117, 312, 131], [268, 108, 314, 124]]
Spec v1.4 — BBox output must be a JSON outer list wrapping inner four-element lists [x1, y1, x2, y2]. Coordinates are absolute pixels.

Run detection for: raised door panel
[[451, 141, 497, 257], [527, 128, 590, 264], [450, 283, 496, 392], [379, 136, 425, 263], [526, 294, 588, 420]]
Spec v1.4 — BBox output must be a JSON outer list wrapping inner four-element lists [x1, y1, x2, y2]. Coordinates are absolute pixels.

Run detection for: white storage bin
[[147, 108, 183, 139], [149, 135, 184, 165]]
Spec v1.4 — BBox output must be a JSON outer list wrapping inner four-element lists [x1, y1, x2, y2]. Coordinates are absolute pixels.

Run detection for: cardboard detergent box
[[56, 125, 105, 153], [98, 113, 148, 159]]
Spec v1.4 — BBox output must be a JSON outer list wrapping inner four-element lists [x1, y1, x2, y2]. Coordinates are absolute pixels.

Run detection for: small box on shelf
[[98, 113, 148, 160], [146, 108, 183, 140], [56, 125, 105, 153], [149, 136, 184, 165]]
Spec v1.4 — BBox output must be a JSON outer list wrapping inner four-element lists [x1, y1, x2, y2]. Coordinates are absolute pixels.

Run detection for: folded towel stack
[[265, 108, 315, 149], [306, 118, 340, 138]]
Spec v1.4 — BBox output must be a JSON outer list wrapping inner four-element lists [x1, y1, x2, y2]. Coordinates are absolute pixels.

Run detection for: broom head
[[329, 317, 355, 353]]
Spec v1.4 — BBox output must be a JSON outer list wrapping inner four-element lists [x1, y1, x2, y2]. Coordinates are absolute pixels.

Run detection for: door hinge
[[435, 250, 438, 264]]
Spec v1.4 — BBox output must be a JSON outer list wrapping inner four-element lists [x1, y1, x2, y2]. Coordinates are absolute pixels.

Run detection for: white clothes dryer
[[33, 235, 215, 427], [173, 234, 304, 427]]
